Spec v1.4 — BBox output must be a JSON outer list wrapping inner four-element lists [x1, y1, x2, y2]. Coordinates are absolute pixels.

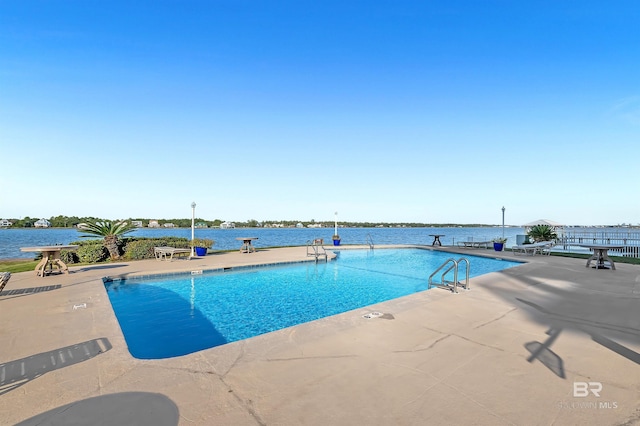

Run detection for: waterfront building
[[34, 218, 51, 228]]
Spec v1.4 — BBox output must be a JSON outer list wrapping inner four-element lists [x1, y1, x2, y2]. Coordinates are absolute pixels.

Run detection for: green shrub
[[77, 244, 108, 263], [191, 238, 214, 249], [65, 237, 196, 263], [124, 240, 157, 260], [122, 237, 191, 260], [60, 250, 79, 264]]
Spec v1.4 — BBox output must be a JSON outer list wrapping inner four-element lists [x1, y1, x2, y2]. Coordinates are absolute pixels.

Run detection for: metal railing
[[306, 239, 328, 262], [557, 230, 640, 258], [366, 233, 374, 250], [428, 257, 470, 293]]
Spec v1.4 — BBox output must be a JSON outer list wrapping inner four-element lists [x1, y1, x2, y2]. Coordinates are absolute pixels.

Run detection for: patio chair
[[154, 247, 192, 261], [457, 240, 491, 249], [512, 241, 554, 256], [538, 241, 555, 256], [0, 272, 11, 294]]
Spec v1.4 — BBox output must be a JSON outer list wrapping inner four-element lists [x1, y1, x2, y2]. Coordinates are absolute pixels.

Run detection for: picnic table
[[20, 245, 79, 277], [236, 237, 258, 253], [429, 234, 444, 246], [578, 244, 624, 270]]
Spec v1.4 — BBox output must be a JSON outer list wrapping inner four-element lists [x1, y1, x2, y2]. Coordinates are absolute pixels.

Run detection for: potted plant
[[332, 234, 341, 246], [191, 238, 214, 256], [492, 237, 507, 252]]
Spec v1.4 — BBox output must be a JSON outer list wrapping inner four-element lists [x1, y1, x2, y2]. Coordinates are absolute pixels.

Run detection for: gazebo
[[519, 219, 565, 245]]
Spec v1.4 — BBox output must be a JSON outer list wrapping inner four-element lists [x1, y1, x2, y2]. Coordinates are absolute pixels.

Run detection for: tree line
[[3, 215, 493, 229]]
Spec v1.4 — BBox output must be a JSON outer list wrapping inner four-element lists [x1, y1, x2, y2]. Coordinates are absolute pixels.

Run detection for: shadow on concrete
[[15, 392, 179, 426], [0, 284, 62, 299], [590, 332, 640, 364], [0, 338, 111, 395], [74, 263, 129, 273], [476, 260, 640, 378], [516, 295, 640, 367], [524, 327, 565, 378]]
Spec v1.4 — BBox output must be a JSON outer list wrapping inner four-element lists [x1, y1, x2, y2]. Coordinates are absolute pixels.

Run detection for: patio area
[[1, 245, 639, 425]]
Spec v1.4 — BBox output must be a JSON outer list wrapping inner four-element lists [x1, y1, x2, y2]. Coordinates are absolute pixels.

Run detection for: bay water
[[0, 226, 525, 260]]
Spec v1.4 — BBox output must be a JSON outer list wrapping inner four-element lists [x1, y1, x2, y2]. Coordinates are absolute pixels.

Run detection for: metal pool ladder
[[428, 257, 470, 293], [306, 239, 328, 262], [366, 233, 374, 250]]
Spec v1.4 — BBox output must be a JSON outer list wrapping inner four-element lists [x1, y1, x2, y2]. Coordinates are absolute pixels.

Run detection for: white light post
[[191, 202, 196, 257], [334, 211, 338, 236], [502, 206, 505, 239]]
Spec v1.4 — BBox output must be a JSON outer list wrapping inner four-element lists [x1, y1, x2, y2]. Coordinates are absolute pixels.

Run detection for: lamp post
[[502, 206, 505, 239], [191, 202, 196, 257], [334, 211, 338, 236]]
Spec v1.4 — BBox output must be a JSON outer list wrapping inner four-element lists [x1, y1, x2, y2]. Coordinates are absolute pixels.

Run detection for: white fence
[[557, 230, 640, 258]]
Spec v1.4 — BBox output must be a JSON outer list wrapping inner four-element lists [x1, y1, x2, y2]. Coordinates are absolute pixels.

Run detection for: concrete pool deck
[[1, 245, 639, 425]]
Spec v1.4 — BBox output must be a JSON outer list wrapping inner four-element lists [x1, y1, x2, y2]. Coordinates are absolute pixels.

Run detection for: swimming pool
[[104, 248, 520, 359]]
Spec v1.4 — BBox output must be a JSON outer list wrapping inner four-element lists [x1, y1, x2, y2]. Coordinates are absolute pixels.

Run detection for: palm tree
[[527, 225, 558, 243], [77, 221, 135, 260]]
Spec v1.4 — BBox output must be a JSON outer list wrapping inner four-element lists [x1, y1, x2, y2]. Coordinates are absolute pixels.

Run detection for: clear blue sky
[[1, 1, 639, 226]]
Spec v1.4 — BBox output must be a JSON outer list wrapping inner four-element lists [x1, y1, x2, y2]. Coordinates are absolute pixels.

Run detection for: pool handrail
[[428, 257, 470, 293], [306, 239, 328, 262]]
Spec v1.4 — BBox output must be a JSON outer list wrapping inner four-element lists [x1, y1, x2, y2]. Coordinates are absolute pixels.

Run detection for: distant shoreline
[[1, 224, 639, 230]]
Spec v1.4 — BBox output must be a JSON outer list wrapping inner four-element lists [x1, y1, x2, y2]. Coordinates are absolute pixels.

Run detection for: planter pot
[[194, 247, 208, 256], [333, 239, 341, 246], [493, 242, 504, 252]]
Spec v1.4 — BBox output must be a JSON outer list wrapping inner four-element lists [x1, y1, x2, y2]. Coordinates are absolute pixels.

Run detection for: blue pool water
[[104, 249, 521, 359]]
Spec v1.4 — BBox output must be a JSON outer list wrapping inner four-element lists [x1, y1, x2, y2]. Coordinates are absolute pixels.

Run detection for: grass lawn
[[0, 259, 41, 273], [550, 252, 640, 265]]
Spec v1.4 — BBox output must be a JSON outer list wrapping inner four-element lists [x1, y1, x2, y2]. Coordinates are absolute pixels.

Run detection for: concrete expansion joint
[[423, 334, 452, 351], [152, 364, 224, 379], [266, 354, 358, 362], [473, 307, 517, 329], [453, 333, 508, 352], [220, 377, 267, 426], [390, 334, 453, 354]]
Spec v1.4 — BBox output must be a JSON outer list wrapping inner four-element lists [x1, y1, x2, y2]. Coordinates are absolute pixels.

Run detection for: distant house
[[220, 221, 235, 229], [131, 220, 143, 228], [163, 223, 176, 228], [0, 219, 12, 228], [34, 218, 51, 228], [296, 223, 304, 228], [148, 220, 160, 228], [195, 222, 208, 228]]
